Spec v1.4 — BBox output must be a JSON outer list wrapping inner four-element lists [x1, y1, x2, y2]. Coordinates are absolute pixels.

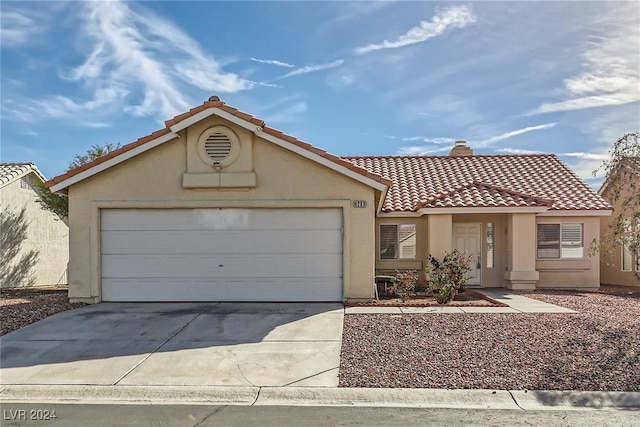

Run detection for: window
[[537, 223, 583, 259], [622, 220, 634, 272], [380, 224, 416, 259], [622, 242, 632, 271], [20, 175, 34, 189], [486, 223, 495, 268]]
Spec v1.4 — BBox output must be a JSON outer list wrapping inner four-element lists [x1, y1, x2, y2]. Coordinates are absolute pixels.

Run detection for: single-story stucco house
[[47, 98, 612, 304], [598, 157, 639, 287], [1, 162, 69, 288]]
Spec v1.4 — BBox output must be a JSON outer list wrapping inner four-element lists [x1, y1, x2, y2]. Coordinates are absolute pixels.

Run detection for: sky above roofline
[[1, 1, 638, 190]]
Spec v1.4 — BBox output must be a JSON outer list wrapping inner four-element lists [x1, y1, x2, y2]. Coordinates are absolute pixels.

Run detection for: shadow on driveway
[[0, 302, 344, 387]]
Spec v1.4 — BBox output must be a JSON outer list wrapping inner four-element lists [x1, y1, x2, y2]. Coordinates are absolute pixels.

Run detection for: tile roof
[[0, 162, 45, 188], [343, 154, 612, 213], [47, 99, 391, 190]]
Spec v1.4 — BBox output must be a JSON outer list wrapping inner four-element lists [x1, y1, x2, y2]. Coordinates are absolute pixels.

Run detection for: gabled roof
[[343, 154, 612, 213], [0, 163, 46, 188], [47, 99, 391, 193], [416, 182, 554, 210]]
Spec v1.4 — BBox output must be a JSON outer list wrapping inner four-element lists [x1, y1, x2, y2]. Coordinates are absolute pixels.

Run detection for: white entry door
[[453, 223, 481, 286], [101, 208, 343, 302]]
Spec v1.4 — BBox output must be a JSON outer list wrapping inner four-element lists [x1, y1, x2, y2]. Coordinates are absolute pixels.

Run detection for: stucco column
[[504, 213, 539, 290], [427, 214, 453, 258]]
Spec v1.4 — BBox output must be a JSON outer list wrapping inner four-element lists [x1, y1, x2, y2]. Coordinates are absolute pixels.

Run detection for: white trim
[[417, 206, 548, 215], [169, 109, 217, 133], [377, 212, 423, 218], [50, 131, 178, 193], [536, 209, 612, 217], [376, 188, 389, 215], [211, 108, 264, 133], [0, 164, 46, 188], [51, 106, 387, 194], [255, 127, 388, 192]]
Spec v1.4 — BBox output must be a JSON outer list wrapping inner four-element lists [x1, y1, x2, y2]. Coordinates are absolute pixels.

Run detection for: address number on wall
[[353, 200, 367, 208]]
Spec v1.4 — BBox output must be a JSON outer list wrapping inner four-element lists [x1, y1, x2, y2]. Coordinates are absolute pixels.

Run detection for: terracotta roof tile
[[47, 99, 389, 190], [0, 162, 46, 188], [343, 155, 611, 213]]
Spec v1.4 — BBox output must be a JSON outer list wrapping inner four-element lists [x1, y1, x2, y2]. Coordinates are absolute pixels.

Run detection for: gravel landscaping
[[0, 288, 85, 336], [339, 286, 640, 391], [3, 286, 639, 391]]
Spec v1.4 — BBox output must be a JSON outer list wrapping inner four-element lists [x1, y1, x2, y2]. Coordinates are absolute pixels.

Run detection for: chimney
[[448, 140, 474, 156]]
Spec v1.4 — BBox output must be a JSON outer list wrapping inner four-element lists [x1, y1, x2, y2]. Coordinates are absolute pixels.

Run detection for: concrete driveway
[[0, 303, 344, 388]]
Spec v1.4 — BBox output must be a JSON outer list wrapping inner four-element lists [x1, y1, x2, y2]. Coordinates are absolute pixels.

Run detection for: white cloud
[[250, 58, 295, 68], [278, 59, 345, 79], [27, 1, 253, 122], [402, 136, 455, 145], [0, 10, 39, 46], [495, 148, 545, 155], [476, 123, 557, 146], [262, 101, 308, 125], [528, 5, 640, 115], [354, 5, 476, 54], [396, 145, 451, 155], [559, 152, 610, 161]]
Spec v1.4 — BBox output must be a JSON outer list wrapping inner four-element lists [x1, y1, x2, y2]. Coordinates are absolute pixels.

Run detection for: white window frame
[[379, 224, 416, 260], [537, 223, 584, 260], [486, 222, 495, 268]]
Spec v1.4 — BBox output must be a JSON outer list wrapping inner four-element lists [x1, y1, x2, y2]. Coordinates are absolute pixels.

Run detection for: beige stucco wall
[[536, 216, 601, 289], [599, 183, 639, 287], [1, 175, 69, 287], [375, 211, 601, 290], [66, 116, 378, 303]]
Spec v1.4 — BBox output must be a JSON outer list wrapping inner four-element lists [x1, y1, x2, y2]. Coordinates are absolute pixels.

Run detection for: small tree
[[590, 132, 639, 266], [36, 143, 121, 220], [425, 250, 473, 304]]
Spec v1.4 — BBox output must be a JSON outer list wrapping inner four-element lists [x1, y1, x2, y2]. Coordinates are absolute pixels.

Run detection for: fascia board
[[169, 109, 218, 133], [417, 206, 549, 215], [1, 166, 46, 189], [377, 212, 423, 218], [49, 131, 178, 193], [169, 106, 386, 192], [255, 128, 388, 192], [537, 209, 613, 217]]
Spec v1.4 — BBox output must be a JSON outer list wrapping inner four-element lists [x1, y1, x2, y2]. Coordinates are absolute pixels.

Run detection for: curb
[[1, 386, 638, 410]]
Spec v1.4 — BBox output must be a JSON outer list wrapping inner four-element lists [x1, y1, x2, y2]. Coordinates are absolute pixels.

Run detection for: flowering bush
[[391, 270, 419, 302], [424, 250, 473, 304]]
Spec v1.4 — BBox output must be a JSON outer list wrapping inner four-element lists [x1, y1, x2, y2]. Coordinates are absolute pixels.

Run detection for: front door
[[453, 223, 481, 286]]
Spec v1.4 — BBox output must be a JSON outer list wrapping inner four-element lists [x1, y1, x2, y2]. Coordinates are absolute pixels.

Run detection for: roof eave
[[416, 206, 550, 215], [48, 131, 179, 193]]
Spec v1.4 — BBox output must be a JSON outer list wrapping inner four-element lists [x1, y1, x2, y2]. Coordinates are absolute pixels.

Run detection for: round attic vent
[[203, 132, 232, 161]]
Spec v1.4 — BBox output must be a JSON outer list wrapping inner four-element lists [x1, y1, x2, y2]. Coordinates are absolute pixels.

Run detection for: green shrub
[[424, 250, 473, 304], [391, 270, 418, 302]]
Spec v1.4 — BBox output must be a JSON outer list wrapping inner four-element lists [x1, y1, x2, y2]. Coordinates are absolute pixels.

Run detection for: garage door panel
[[102, 209, 342, 231], [102, 278, 343, 302], [103, 230, 341, 255], [101, 208, 343, 302], [102, 253, 342, 279]]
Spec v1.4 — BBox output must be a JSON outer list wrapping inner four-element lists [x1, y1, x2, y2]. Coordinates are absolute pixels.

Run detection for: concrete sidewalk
[[345, 289, 577, 314], [1, 385, 638, 411]]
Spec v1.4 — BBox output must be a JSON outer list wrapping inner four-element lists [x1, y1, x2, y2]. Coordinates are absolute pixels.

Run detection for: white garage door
[[101, 208, 343, 302]]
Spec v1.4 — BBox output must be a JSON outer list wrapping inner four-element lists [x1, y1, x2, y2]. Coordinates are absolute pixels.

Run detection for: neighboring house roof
[[0, 162, 46, 189], [46, 98, 391, 193], [344, 154, 612, 213]]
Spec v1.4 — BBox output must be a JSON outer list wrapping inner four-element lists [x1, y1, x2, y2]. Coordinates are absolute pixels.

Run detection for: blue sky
[[1, 1, 639, 188]]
